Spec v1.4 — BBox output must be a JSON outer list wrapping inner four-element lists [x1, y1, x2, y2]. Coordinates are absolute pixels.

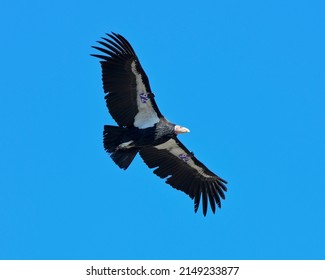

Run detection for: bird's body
[[92, 33, 227, 216], [116, 119, 176, 150], [103, 119, 176, 169]]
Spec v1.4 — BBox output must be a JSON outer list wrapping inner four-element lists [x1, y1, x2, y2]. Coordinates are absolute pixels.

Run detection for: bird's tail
[[103, 125, 138, 170]]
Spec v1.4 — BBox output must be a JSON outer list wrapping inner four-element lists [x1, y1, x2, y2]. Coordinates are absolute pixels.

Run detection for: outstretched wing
[[139, 137, 227, 216], [92, 33, 163, 128]]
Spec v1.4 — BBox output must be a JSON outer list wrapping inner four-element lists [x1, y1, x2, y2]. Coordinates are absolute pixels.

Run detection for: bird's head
[[174, 125, 190, 134]]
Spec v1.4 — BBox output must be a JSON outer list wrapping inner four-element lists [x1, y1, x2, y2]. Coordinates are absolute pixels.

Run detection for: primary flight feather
[[92, 32, 227, 216]]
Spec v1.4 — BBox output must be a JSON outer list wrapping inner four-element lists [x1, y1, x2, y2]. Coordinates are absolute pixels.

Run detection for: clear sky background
[[0, 0, 324, 260]]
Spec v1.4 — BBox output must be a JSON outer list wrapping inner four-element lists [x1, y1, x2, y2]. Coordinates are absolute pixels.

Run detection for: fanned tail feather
[[103, 125, 138, 170]]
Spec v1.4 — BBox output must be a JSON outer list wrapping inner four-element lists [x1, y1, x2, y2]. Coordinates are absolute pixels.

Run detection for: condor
[[92, 33, 227, 216]]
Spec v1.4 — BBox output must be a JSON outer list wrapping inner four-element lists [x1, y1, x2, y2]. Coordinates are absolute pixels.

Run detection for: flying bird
[[92, 33, 227, 216]]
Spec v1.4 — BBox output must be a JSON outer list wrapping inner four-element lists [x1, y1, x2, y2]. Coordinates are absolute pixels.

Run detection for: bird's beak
[[175, 125, 190, 134]]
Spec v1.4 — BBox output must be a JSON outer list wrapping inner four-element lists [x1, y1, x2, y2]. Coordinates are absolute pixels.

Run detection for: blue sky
[[0, 0, 324, 259]]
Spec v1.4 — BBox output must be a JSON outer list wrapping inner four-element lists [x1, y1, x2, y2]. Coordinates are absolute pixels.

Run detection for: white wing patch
[[155, 139, 205, 175], [131, 61, 160, 129]]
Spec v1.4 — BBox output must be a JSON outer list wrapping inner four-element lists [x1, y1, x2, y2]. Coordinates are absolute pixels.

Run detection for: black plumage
[[92, 32, 228, 216]]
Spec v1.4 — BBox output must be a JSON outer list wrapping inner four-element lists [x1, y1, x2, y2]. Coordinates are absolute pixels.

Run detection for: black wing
[[139, 137, 227, 216], [92, 33, 163, 128]]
